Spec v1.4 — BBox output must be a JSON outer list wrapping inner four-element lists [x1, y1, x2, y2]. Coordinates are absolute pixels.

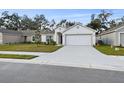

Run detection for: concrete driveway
[[0, 46, 124, 71], [32, 46, 124, 71]]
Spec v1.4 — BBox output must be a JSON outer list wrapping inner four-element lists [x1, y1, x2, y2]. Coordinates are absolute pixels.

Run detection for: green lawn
[[0, 54, 37, 59], [0, 44, 62, 52], [95, 45, 124, 56]]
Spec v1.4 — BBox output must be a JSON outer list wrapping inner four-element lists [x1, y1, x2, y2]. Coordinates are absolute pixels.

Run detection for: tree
[[34, 14, 48, 29], [87, 19, 101, 30], [8, 13, 21, 30], [0, 11, 21, 30], [109, 20, 116, 28], [57, 19, 75, 28], [87, 10, 112, 32], [66, 21, 75, 28], [21, 15, 36, 30], [50, 19, 56, 27], [91, 14, 95, 21], [1, 11, 10, 19], [0, 11, 7, 27], [34, 29, 41, 47], [57, 19, 67, 27], [98, 10, 112, 29], [1, 11, 11, 29], [0, 18, 4, 27], [98, 10, 112, 22]]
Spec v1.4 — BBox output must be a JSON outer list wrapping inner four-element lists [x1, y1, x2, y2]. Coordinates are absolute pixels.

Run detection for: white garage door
[[120, 33, 124, 46], [65, 35, 92, 45]]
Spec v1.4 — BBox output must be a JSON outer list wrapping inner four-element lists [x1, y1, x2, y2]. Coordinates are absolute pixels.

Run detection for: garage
[[120, 33, 124, 46], [62, 24, 96, 46], [65, 34, 92, 45]]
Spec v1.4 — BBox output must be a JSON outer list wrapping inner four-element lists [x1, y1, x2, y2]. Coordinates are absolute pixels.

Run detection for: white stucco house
[[96, 25, 124, 46], [0, 23, 96, 46], [41, 24, 96, 46]]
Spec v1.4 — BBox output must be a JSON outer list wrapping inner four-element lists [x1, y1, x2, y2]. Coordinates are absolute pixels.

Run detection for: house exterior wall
[[0, 33, 3, 44], [62, 25, 96, 45], [92, 32, 96, 45], [55, 27, 66, 33], [97, 32, 117, 46], [63, 25, 94, 35], [26, 36, 33, 42], [2, 33, 22, 44], [41, 34, 54, 42], [120, 33, 124, 46], [54, 27, 66, 43], [41, 34, 46, 42], [116, 30, 124, 46], [97, 27, 124, 46]]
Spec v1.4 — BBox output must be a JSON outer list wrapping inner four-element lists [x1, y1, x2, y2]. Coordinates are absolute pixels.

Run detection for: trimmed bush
[[97, 40, 104, 45]]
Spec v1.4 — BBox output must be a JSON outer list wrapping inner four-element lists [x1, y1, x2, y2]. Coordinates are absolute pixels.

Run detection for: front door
[[24, 36, 27, 42]]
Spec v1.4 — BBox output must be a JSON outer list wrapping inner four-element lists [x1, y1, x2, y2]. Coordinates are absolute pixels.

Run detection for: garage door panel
[[120, 33, 124, 46], [65, 35, 92, 45]]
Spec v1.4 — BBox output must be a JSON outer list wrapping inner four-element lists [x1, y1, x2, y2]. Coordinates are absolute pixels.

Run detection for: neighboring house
[[0, 28, 36, 44], [96, 25, 124, 46], [0, 28, 23, 44], [0, 23, 96, 46]]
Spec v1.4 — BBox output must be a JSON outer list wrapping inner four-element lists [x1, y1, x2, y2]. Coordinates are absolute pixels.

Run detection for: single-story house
[[53, 24, 96, 46], [0, 28, 36, 44], [96, 25, 124, 46], [0, 28, 23, 44], [0, 24, 96, 46]]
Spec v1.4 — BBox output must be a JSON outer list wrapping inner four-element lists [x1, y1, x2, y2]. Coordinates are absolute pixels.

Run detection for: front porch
[[56, 32, 63, 45]]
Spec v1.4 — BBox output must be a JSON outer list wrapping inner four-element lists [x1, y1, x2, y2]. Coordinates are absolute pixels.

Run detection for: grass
[[0, 44, 62, 52], [0, 54, 37, 59], [95, 45, 124, 56]]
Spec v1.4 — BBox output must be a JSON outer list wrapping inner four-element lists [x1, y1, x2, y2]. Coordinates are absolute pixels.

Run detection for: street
[[0, 62, 123, 83]]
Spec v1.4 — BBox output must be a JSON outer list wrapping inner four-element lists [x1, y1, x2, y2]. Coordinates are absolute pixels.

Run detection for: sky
[[0, 9, 124, 25]]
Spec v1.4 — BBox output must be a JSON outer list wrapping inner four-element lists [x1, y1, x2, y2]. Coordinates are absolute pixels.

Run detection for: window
[[46, 35, 53, 42], [32, 36, 35, 41], [24, 36, 27, 42]]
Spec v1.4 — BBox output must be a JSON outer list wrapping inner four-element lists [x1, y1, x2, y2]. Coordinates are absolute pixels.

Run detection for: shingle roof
[[0, 28, 22, 35], [0, 28, 55, 35], [98, 24, 124, 35], [21, 30, 36, 36], [106, 24, 124, 32], [40, 28, 55, 34]]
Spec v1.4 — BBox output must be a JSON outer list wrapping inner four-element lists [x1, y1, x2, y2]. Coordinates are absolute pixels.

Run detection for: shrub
[[23, 42, 33, 44], [41, 42, 47, 45], [46, 39, 56, 45], [97, 40, 104, 45], [49, 40, 56, 45]]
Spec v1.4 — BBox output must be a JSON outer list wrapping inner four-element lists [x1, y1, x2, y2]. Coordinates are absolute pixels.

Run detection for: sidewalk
[[0, 56, 124, 72], [0, 51, 124, 72], [0, 51, 48, 56]]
